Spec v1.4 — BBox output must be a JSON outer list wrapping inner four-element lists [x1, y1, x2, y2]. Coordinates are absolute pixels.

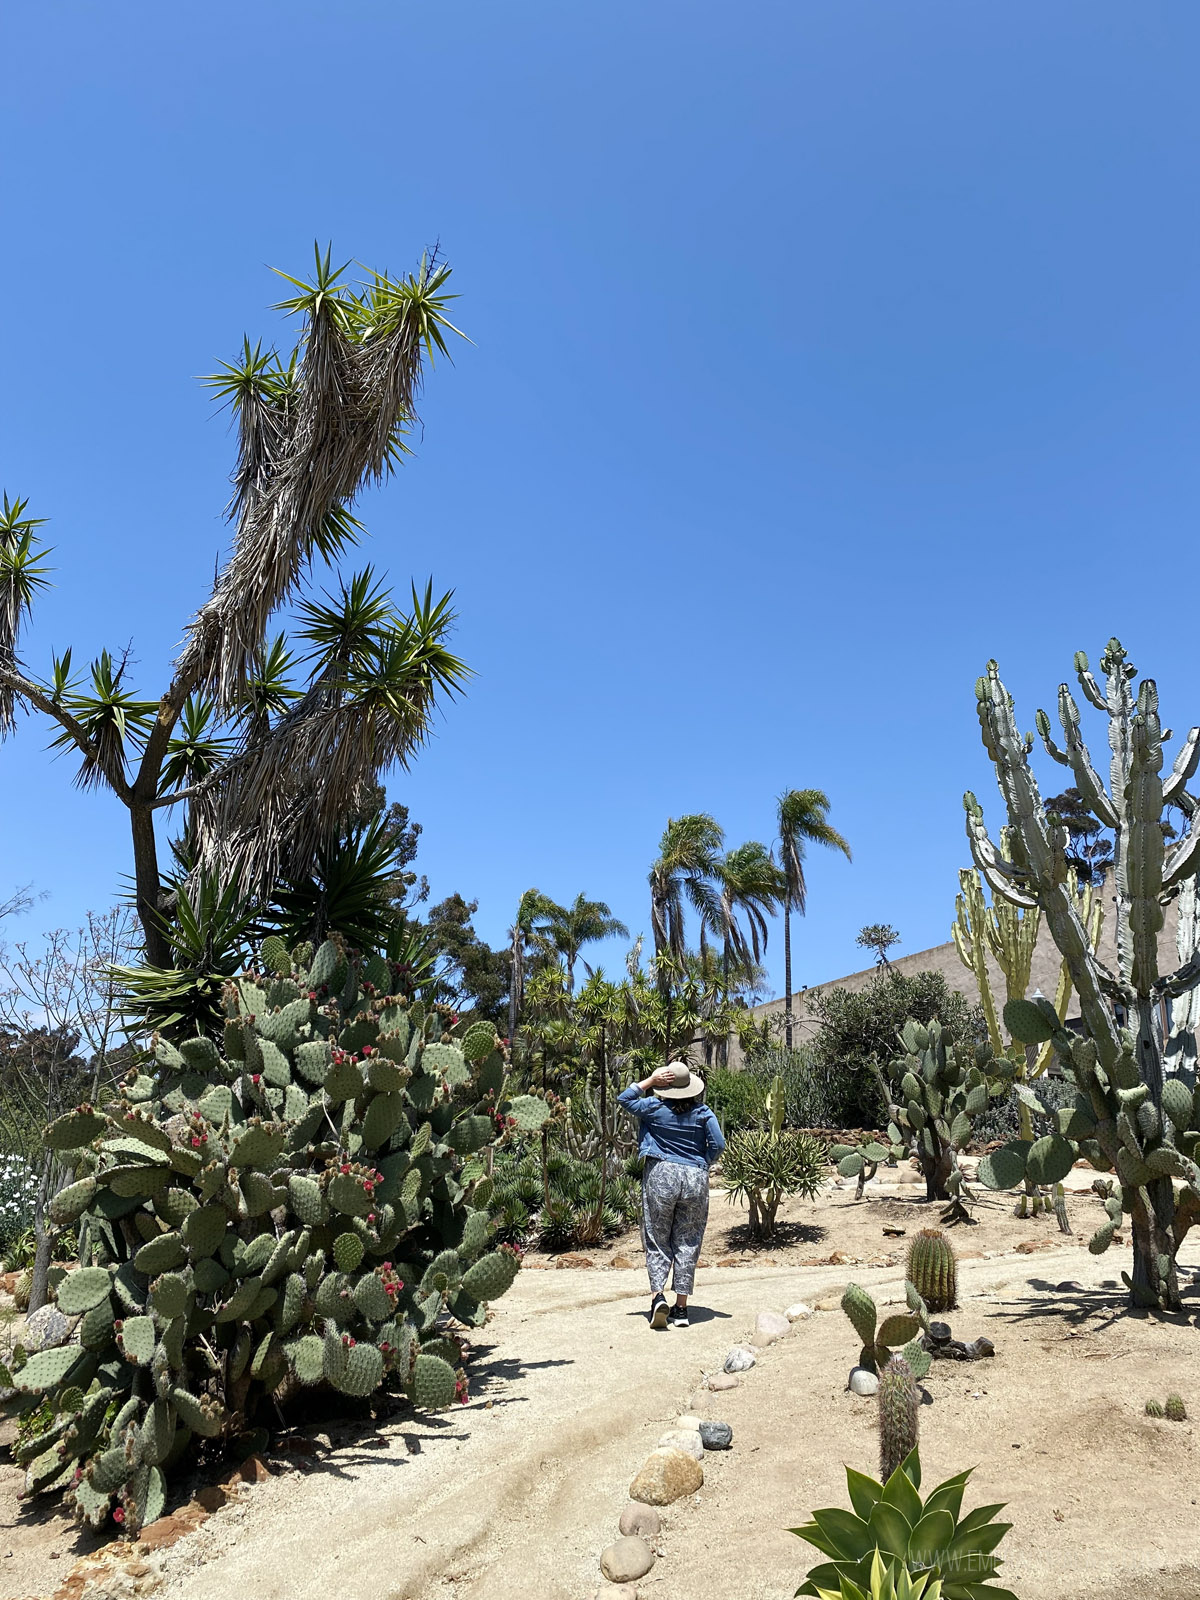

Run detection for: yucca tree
[[776, 788, 852, 1048], [543, 893, 629, 991], [0, 247, 467, 966]]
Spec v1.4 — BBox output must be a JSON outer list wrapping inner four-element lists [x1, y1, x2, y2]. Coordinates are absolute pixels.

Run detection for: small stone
[[600, 1536, 655, 1583], [814, 1295, 843, 1312], [610, 1254, 636, 1270], [555, 1253, 596, 1268], [716, 1255, 742, 1268], [23, 1304, 77, 1352], [699, 1421, 733, 1450], [138, 1514, 201, 1551], [848, 1367, 879, 1396], [753, 1310, 790, 1345], [618, 1502, 661, 1538], [629, 1447, 704, 1506], [657, 1428, 704, 1460], [594, 1587, 640, 1599], [1056, 1280, 1085, 1293], [785, 1302, 813, 1321], [194, 1485, 228, 1513], [928, 1321, 952, 1345], [676, 1413, 703, 1430], [705, 1372, 740, 1391], [724, 1346, 756, 1373]]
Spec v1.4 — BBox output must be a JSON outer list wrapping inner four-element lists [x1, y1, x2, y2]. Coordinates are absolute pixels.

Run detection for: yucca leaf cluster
[[2, 936, 547, 1535]]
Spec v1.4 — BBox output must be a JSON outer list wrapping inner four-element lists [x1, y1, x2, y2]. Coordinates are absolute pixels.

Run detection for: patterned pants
[[641, 1157, 710, 1296]]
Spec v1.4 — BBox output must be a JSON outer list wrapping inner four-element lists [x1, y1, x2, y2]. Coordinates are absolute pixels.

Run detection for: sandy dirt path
[[150, 1231, 1200, 1600]]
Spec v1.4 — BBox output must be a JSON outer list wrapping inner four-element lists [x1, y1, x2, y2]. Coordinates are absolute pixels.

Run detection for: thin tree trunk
[[28, 1151, 55, 1314], [783, 907, 793, 1051], [129, 802, 169, 966]]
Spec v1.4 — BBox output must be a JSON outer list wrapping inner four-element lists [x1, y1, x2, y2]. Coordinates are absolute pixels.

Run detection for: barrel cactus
[[1165, 1394, 1187, 1422], [1, 936, 546, 1534], [905, 1229, 957, 1314]]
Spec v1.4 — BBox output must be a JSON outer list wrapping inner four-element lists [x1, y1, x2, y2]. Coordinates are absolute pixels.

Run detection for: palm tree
[[507, 888, 559, 1048], [648, 814, 723, 1063], [0, 247, 467, 965], [712, 841, 786, 984], [543, 893, 629, 991], [776, 789, 852, 1048], [648, 814, 724, 965]]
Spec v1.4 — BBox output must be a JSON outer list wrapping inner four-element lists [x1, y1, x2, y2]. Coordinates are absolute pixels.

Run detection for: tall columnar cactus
[[1, 936, 547, 1534], [877, 1355, 920, 1485], [966, 640, 1200, 1311], [905, 1229, 957, 1314], [878, 1020, 1013, 1206], [954, 863, 1103, 1082]]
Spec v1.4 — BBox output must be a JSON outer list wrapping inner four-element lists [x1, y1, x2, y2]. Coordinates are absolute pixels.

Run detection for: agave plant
[[814, 1549, 942, 1600], [791, 1450, 1015, 1600]]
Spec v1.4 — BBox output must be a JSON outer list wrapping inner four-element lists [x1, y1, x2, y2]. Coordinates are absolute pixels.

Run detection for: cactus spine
[[967, 640, 1200, 1312], [878, 1355, 920, 1484], [905, 1230, 957, 1314]]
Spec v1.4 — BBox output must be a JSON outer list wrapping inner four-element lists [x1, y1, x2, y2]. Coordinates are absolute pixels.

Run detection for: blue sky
[[3, 2, 1198, 995]]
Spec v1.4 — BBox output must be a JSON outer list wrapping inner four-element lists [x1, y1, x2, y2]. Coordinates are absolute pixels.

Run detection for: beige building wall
[[725, 892, 1185, 1072]]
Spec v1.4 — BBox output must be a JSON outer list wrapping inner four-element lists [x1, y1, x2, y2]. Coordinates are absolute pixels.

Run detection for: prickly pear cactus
[[840, 1282, 931, 1380], [981, 993, 1200, 1309], [4, 937, 539, 1535], [882, 1020, 1013, 1208], [828, 1135, 905, 1201]]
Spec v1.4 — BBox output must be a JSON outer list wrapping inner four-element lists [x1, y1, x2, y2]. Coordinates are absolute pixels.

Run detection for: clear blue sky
[[3, 2, 1198, 995]]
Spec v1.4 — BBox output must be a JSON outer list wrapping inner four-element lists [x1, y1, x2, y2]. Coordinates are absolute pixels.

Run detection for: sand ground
[[3, 1175, 1199, 1600]]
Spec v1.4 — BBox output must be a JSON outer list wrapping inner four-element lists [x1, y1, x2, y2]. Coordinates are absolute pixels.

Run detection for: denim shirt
[[617, 1084, 727, 1171]]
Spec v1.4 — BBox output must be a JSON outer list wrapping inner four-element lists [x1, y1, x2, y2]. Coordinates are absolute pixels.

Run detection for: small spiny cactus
[[905, 1228, 957, 1314], [878, 1354, 920, 1484], [1165, 1394, 1187, 1422], [1145, 1398, 1164, 1418]]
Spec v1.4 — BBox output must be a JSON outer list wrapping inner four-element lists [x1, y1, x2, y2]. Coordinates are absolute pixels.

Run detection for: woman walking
[[618, 1063, 726, 1329]]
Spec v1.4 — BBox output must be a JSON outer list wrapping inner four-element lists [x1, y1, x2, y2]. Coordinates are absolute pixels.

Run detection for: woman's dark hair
[[665, 1090, 705, 1114]]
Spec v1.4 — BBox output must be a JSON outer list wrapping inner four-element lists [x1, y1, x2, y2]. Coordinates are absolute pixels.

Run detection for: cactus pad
[[409, 1352, 458, 1410], [17, 1344, 85, 1392], [133, 1230, 188, 1275], [288, 1175, 328, 1225], [117, 1315, 157, 1366], [56, 1266, 114, 1315], [841, 1283, 878, 1347], [333, 1341, 385, 1397], [44, 1107, 106, 1150], [287, 1334, 326, 1386], [333, 1232, 365, 1273], [150, 1272, 191, 1320], [462, 1249, 520, 1302]]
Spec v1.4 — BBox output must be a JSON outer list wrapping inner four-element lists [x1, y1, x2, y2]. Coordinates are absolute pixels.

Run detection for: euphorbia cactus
[[2, 935, 548, 1535]]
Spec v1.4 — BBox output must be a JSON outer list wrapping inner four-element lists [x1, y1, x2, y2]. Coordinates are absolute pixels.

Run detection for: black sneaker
[[650, 1294, 669, 1330], [669, 1305, 689, 1328]]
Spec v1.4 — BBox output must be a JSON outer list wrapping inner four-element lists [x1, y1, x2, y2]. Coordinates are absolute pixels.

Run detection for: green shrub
[[743, 1046, 844, 1129], [720, 1126, 824, 1240], [2, 937, 536, 1535], [706, 1067, 767, 1132]]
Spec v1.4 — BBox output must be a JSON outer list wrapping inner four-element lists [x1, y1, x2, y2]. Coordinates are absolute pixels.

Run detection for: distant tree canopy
[[807, 969, 986, 1128]]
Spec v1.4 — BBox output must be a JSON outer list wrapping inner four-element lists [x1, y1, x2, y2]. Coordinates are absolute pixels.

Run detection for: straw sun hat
[[655, 1063, 706, 1099]]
